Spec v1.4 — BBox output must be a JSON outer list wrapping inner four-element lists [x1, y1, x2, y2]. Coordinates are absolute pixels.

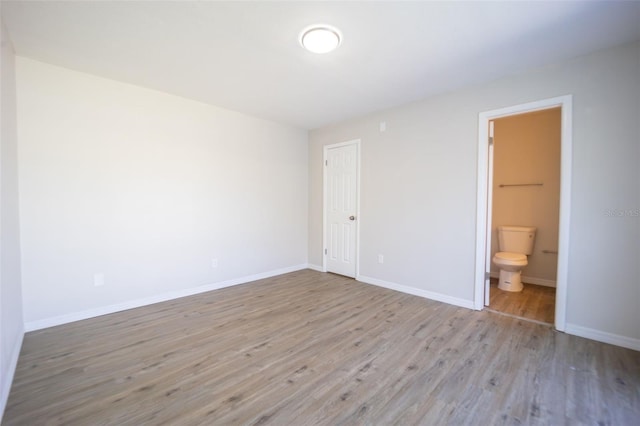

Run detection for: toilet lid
[[494, 252, 526, 262]]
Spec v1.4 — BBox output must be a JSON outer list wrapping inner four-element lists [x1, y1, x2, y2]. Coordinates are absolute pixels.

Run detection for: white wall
[[0, 17, 24, 419], [16, 58, 308, 325], [309, 41, 640, 347]]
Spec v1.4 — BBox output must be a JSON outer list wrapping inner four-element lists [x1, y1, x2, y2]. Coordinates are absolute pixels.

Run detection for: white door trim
[[484, 120, 495, 306], [322, 139, 361, 276], [474, 95, 572, 332]]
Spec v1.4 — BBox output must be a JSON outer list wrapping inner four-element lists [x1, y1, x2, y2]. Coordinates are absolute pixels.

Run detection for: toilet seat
[[493, 251, 527, 266]]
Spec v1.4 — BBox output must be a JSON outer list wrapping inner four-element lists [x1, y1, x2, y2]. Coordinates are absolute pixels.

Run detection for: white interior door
[[325, 143, 358, 278]]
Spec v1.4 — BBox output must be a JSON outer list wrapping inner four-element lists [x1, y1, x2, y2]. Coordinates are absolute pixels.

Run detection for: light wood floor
[[4, 270, 639, 425], [488, 279, 556, 324]]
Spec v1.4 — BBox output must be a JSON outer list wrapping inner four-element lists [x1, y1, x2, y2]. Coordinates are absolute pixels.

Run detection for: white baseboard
[[522, 276, 556, 287], [490, 272, 556, 288], [25, 264, 309, 332], [307, 263, 324, 272], [356, 275, 475, 310], [1, 328, 24, 423], [565, 323, 640, 352]]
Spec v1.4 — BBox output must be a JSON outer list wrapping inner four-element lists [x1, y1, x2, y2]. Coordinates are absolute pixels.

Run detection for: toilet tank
[[497, 226, 536, 255]]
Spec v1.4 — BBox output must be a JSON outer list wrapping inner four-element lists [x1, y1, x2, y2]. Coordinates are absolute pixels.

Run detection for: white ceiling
[[2, 1, 640, 130]]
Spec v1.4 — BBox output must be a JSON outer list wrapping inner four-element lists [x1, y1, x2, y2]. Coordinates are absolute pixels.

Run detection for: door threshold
[[326, 271, 356, 279], [483, 307, 554, 327]]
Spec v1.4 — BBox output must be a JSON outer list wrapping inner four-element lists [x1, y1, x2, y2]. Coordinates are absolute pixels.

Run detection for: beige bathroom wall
[[490, 108, 561, 285]]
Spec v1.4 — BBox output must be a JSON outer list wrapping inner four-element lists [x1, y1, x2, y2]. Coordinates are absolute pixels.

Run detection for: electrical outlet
[[211, 258, 218, 268], [94, 273, 105, 287], [379, 121, 386, 132], [378, 254, 384, 264]]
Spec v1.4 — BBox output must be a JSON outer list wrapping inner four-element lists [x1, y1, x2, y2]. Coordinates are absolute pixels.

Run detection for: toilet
[[492, 225, 536, 292]]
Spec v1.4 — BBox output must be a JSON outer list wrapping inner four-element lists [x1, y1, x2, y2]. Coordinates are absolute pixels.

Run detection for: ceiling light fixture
[[300, 25, 342, 54]]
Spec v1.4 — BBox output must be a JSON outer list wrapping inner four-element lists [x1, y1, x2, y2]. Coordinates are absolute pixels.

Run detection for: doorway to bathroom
[[488, 109, 560, 324], [474, 96, 573, 331]]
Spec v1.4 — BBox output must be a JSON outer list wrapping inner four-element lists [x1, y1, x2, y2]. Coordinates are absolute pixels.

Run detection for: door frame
[[322, 139, 361, 276], [474, 95, 572, 331]]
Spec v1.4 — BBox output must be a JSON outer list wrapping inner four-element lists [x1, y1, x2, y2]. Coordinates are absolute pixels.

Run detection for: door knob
[[349, 215, 356, 221]]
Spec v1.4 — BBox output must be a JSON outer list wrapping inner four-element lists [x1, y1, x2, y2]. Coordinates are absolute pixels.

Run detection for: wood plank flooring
[[4, 270, 639, 425], [488, 279, 556, 324]]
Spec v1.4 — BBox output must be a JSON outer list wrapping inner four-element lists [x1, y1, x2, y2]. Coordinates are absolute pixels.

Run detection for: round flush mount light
[[300, 25, 342, 54]]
